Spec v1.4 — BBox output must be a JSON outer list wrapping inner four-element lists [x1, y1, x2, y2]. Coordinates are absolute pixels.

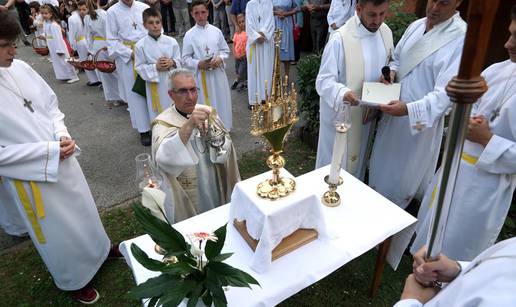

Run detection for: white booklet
[[360, 82, 401, 107]]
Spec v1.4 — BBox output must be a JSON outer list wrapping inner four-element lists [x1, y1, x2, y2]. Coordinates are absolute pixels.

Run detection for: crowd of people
[[0, 0, 515, 305]]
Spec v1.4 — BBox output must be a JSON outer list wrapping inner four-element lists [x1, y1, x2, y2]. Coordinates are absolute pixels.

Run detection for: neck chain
[[0, 70, 35, 113], [490, 66, 516, 122]]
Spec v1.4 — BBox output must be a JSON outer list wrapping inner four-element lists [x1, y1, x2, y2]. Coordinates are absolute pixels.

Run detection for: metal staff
[[425, 0, 501, 260]]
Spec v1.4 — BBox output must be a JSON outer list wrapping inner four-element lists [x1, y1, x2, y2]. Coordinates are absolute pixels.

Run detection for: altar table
[[120, 165, 417, 306]]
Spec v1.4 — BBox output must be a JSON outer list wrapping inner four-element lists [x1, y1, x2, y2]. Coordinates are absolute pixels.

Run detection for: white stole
[[338, 15, 393, 174], [396, 13, 466, 80]]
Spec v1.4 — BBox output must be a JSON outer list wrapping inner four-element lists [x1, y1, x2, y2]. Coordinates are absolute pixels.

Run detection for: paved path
[[1, 37, 299, 250]]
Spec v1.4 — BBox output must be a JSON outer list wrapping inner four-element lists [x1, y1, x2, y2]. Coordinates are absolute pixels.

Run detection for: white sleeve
[[393, 299, 423, 307], [0, 142, 60, 183], [172, 41, 182, 68], [134, 42, 159, 82], [106, 9, 133, 63], [155, 133, 199, 177], [476, 134, 516, 174], [406, 37, 464, 135], [217, 30, 230, 60], [182, 32, 200, 72], [315, 36, 349, 112]]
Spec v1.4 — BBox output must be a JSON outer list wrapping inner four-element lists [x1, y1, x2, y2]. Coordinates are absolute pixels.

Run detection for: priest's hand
[[180, 106, 211, 145], [400, 274, 439, 304], [412, 246, 462, 285], [343, 90, 359, 106], [379, 100, 407, 116], [466, 115, 493, 147], [380, 70, 396, 84], [59, 137, 76, 161]]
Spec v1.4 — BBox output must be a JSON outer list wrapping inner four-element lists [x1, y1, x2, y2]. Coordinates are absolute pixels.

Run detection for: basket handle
[[93, 47, 108, 65]]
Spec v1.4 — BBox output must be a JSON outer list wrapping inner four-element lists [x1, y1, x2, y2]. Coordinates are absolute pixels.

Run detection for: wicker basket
[[81, 54, 96, 71], [94, 48, 116, 73], [67, 57, 83, 69], [32, 37, 49, 56]]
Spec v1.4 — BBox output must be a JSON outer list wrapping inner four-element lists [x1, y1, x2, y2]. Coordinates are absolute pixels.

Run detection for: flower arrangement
[[128, 203, 260, 307]]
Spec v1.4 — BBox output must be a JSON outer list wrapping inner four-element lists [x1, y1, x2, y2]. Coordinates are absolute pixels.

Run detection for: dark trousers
[[310, 17, 328, 53], [15, 1, 31, 35], [235, 58, 247, 82], [161, 2, 176, 33]]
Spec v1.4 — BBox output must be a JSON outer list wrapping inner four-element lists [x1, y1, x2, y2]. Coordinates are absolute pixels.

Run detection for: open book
[[360, 82, 401, 107]]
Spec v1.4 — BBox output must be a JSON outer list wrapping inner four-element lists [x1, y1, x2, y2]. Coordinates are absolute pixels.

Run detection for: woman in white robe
[[135, 32, 181, 120], [410, 59, 516, 261], [182, 1, 233, 130], [40, 5, 79, 82], [84, 2, 121, 102], [0, 59, 110, 292]]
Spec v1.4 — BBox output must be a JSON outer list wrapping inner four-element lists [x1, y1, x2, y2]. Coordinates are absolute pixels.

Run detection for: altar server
[[135, 8, 181, 121], [152, 69, 240, 221], [68, 0, 101, 86], [327, 0, 355, 33], [395, 239, 516, 307], [40, 4, 79, 83], [410, 14, 516, 261], [182, 0, 233, 130], [245, 0, 275, 107], [106, 0, 152, 145], [369, 0, 466, 209], [83, 0, 121, 104], [0, 12, 111, 303], [315, 0, 393, 181]]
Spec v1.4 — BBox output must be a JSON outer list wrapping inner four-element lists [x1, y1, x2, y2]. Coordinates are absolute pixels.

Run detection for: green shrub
[[386, 1, 418, 44], [296, 54, 322, 132]]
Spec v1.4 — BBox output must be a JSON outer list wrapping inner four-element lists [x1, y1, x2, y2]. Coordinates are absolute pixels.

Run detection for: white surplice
[[182, 24, 233, 130], [106, 1, 150, 132], [135, 34, 181, 121], [0, 60, 110, 290], [33, 14, 46, 48], [245, 0, 275, 105], [43, 21, 78, 81], [0, 177, 28, 236], [151, 107, 240, 222], [394, 237, 516, 307], [326, 0, 355, 33], [316, 15, 390, 180], [409, 60, 516, 261], [68, 11, 100, 84], [369, 14, 466, 209], [84, 9, 121, 101]]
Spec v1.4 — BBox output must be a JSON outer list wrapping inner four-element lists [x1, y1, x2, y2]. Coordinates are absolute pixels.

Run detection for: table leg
[[369, 236, 392, 298]]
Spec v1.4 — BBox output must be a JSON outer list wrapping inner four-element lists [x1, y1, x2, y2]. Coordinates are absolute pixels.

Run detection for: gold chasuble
[[337, 16, 393, 174]]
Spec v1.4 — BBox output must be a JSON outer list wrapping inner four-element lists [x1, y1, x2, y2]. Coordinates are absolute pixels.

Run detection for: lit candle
[[147, 178, 156, 188], [328, 124, 348, 184]]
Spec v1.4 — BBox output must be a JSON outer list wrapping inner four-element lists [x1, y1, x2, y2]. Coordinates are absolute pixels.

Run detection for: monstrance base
[[256, 177, 296, 200]]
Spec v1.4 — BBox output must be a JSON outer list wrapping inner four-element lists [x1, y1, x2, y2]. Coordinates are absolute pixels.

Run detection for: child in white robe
[[29, 2, 46, 48], [83, 0, 121, 104], [182, 0, 233, 130], [135, 8, 181, 121]]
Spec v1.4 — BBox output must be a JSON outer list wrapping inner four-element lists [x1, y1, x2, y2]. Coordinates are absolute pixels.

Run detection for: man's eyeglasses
[[172, 87, 199, 96]]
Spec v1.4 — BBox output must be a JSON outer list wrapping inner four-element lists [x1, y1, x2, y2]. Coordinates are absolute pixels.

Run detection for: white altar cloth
[[229, 170, 329, 273], [120, 165, 417, 307]]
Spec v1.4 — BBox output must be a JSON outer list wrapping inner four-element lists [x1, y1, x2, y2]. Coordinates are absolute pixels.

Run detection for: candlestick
[[322, 175, 343, 207], [328, 123, 348, 184]]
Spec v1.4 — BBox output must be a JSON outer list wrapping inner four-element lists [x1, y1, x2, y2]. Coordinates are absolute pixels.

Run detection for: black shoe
[[87, 81, 102, 87], [231, 80, 238, 90], [140, 131, 151, 146]]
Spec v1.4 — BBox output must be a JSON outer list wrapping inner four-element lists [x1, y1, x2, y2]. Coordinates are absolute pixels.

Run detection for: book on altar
[[359, 82, 401, 107]]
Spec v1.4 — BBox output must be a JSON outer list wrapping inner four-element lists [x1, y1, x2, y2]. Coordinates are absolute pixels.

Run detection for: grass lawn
[[3, 138, 512, 306]]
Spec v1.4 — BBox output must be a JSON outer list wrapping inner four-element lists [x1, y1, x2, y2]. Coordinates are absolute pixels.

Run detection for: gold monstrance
[[250, 29, 298, 200]]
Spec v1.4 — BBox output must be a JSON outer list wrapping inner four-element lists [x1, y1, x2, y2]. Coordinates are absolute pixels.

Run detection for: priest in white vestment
[[394, 238, 516, 307], [135, 8, 181, 121], [245, 0, 275, 107], [369, 2, 466, 209], [0, 14, 112, 303], [68, 5, 100, 85], [182, 0, 233, 131], [151, 68, 240, 222], [316, 0, 393, 181], [327, 0, 355, 33], [409, 21, 516, 261], [106, 0, 152, 145]]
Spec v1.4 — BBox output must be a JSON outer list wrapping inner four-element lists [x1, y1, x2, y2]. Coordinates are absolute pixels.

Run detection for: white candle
[[328, 124, 348, 184]]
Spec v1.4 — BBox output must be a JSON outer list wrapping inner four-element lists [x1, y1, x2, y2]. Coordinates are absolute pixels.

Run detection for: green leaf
[[158, 279, 196, 307], [127, 274, 179, 299], [205, 224, 227, 260], [210, 253, 233, 263], [130, 243, 169, 272], [205, 277, 228, 307], [132, 203, 192, 257], [147, 297, 159, 307], [202, 291, 213, 307], [186, 283, 205, 307], [504, 216, 516, 229], [207, 262, 260, 288]]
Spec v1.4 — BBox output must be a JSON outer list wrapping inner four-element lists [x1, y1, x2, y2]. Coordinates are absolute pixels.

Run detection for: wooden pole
[[425, 0, 500, 260]]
